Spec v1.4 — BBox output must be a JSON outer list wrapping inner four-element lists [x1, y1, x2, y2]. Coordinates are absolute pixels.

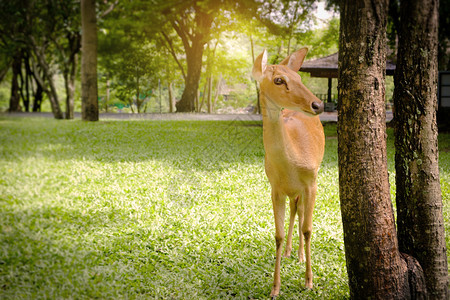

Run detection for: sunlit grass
[[0, 118, 448, 299]]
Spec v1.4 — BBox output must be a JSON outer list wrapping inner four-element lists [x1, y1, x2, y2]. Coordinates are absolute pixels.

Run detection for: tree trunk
[[33, 83, 43, 112], [176, 42, 204, 112], [207, 76, 212, 114], [81, 0, 99, 121], [393, 0, 449, 298], [64, 53, 76, 119], [29, 37, 63, 119], [17, 56, 26, 111], [23, 54, 31, 112], [173, 7, 213, 113], [199, 79, 207, 112], [47, 78, 63, 119], [195, 89, 200, 112], [250, 35, 261, 114], [64, 35, 79, 119], [136, 71, 141, 113], [9, 53, 21, 112], [105, 75, 110, 112], [213, 75, 222, 112], [168, 82, 174, 113], [24, 71, 30, 112], [338, 1, 422, 298]]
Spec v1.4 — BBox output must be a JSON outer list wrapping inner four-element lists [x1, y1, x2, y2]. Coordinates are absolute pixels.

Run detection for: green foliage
[[0, 78, 10, 111], [0, 1, 341, 114], [1, 118, 449, 298], [95, 1, 340, 113], [301, 17, 339, 58]]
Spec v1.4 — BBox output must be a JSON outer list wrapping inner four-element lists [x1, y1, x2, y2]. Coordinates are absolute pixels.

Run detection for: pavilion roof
[[300, 52, 396, 78]]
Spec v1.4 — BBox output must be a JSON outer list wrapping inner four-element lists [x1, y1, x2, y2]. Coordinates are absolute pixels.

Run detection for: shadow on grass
[[0, 118, 267, 172], [0, 200, 276, 298], [0, 118, 341, 173], [1, 201, 348, 298]]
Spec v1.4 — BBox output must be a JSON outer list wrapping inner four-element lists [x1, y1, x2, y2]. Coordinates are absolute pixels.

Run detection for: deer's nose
[[311, 101, 324, 114]]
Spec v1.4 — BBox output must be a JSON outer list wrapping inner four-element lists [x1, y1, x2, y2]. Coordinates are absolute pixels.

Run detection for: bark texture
[[81, 0, 99, 121], [394, 0, 449, 298], [338, 1, 414, 298]]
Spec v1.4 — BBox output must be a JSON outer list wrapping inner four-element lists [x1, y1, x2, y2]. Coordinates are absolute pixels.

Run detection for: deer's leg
[[283, 196, 298, 258], [297, 194, 305, 263], [270, 189, 286, 298], [301, 184, 317, 290]]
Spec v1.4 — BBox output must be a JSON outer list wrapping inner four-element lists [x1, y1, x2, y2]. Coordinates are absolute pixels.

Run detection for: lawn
[[0, 117, 448, 299]]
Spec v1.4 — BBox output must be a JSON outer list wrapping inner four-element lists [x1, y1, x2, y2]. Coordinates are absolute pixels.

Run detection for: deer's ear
[[280, 47, 308, 71], [252, 50, 267, 83]]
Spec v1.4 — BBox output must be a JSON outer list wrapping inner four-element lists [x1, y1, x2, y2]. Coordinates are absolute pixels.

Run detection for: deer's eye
[[274, 77, 285, 85]]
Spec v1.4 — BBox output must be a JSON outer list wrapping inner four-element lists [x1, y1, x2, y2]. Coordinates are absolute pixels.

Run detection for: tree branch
[[100, 0, 119, 18], [171, 19, 191, 53], [161, 31, 186, 80], [29, 59, 47, 93]]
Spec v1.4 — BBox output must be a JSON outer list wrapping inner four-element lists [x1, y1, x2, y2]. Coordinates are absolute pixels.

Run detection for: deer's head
[[252, 48, 324, 116]]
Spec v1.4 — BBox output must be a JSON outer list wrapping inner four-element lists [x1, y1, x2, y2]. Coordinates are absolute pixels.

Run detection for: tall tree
[[81, 0, 99, 121], [29, 35, 64, 119], [163, 1, 215, 112], [393, 0, 449, 298], [0, 0, 65, 118], [338, 0, 426, 297], [162, 0, 288, 112], [1, 1, 27, 113], [26, 0, 65, 119], [51, 0, 81, 119]]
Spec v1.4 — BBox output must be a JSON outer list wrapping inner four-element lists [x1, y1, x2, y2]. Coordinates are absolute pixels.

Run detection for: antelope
[[252, 48, 325, 297]]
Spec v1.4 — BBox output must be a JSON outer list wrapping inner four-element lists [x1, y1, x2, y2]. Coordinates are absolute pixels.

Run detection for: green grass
[[0, 117, 448, 299]]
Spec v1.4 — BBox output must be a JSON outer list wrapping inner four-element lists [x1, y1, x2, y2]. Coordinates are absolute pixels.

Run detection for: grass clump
[[0, 117, 448, 299]]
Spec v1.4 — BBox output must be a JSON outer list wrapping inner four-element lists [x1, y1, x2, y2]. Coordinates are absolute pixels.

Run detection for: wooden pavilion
[[300, 52, 396, 108]]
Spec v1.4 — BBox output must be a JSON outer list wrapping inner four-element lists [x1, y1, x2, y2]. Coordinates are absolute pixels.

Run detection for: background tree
[[97, 1, 179, 113], [81, 0, 99, 121], [272, 0, 316, 56], [162, 1, 215, 112], [51, 1, 81, 119], [393, 0, 448, 298], [27, 1, 68, 119], [0, 1, 31, 113], [103, 40, 155, 113], [0, 0, 82, 118], [0, 0, 65, 118], [338, 0, 426, 297]]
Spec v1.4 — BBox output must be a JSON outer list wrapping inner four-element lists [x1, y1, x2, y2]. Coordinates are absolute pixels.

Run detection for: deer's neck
[[260, 94, 288, 153]]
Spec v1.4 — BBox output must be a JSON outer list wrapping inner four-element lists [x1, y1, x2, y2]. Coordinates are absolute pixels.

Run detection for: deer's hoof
[[270, 285, 280, 298]]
